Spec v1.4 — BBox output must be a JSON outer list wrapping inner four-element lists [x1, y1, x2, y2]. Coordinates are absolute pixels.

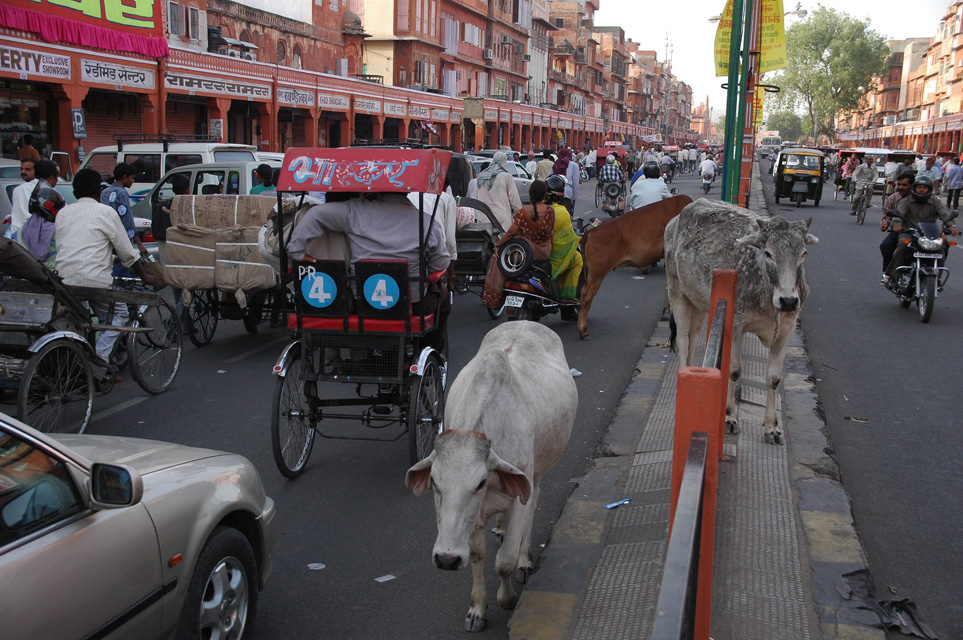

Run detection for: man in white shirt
[[884, 159, 899, 195], [628, 162, 671, 211], [699, 155, 718, 178], [55, 168, 155, 371], [8, 157, 38, 238], [524, 151, 538, 177]]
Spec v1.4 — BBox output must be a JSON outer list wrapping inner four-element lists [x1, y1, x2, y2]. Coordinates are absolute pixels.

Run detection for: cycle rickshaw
[[0, 239, 182, 434], [269, 148, 449, 478]]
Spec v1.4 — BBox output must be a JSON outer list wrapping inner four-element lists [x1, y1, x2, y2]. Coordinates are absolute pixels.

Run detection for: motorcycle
[[885, 211, 958, 323], [702, 172, 713, 194], [496, 238, 581, 323], [661, 167, 673, 184], [601, 181, 625, 217], [579, 168, 589, 183]]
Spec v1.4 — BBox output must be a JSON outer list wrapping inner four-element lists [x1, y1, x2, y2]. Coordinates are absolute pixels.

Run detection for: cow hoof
[[497, 589, 519, 610], [726, 418, 740, 434], [764, 432, 784, 445], [465, 613, 487, 633], [578, 331, 590, 340], [515, 559, 534, 584]]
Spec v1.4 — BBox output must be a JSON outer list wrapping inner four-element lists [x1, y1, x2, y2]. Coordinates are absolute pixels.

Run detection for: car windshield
[[785, 154, 820, 170], [214, 150, 257, 162]]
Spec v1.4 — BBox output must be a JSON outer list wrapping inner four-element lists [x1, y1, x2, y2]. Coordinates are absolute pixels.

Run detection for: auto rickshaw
[[773, 148, 825, 207]]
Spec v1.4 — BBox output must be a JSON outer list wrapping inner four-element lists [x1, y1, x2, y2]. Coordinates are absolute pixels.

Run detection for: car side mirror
[[89, 463, 143, 509], [670, 188, 680, 195]]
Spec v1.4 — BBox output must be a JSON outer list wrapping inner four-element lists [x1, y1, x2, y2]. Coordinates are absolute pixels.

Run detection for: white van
[[79, 138, 258, 203]]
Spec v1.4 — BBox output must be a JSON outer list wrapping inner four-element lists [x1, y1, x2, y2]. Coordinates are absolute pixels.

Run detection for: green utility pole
[[721, 0, 746, 203], [728, 0, 755, 204]]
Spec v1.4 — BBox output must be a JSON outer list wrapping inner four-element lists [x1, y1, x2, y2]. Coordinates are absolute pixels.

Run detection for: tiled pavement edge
[[508, 168, 885, 640]]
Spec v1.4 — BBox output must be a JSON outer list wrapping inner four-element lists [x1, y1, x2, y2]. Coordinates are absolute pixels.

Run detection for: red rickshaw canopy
[[276, 148, 452, 194]]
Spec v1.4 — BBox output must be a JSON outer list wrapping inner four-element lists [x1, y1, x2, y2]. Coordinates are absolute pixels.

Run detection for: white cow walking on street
[[406, 321, 577, 632], [664, 199, 818, 443]]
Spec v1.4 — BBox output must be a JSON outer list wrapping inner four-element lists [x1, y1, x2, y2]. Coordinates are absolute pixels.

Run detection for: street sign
[[71, 108, 87, 139]]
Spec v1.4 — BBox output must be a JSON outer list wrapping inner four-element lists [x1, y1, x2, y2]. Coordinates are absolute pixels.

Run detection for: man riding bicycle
[[851, 156, 877, 218]]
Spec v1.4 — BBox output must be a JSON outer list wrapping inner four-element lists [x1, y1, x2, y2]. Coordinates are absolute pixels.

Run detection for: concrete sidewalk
[[508, 172, 886, 640]]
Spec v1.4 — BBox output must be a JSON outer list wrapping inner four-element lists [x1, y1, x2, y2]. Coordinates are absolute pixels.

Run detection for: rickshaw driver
[[55, 168, 157, 374], [286, 192, 452, 354]]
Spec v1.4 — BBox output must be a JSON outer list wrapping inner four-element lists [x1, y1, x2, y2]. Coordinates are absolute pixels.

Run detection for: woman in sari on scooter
[[544, 174, 582, 303]]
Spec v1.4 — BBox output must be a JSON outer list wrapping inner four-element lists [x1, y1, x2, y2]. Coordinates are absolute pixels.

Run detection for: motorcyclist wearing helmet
[[11, 186, 65, 270], [884, 175, 960, 283], [598, 154, 625, 191], [544, 174, 583, 303], [628, 161, 671, 211]]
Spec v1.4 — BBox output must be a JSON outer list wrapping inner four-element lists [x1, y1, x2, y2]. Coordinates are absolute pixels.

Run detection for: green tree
[[766, 111, 803, 142], [769, 7, 888, 143], [715, 115, 727, 145]]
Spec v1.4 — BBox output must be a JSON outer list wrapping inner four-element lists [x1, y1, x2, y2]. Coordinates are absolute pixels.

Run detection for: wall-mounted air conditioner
[[240, 51, 255, 60], [217, 47, 229, 56], [522, 54, 531, 62], [227, 49, 240, 58], [483, 49, 493, 60], [500, 35, 512, 44]]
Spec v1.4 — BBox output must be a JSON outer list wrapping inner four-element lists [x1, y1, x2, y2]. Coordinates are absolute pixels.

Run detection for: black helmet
[[545, 174, 566, 202], [643, 161, 661, 180], [29, 186, 65, 222], [911, 175, 934, 203]]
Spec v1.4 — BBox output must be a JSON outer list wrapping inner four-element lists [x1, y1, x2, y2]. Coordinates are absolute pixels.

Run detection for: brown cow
[[577, 194, 693, 339]]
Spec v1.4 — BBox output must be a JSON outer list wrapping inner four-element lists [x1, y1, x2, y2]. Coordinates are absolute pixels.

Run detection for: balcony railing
[[353, 74, 384, 85]]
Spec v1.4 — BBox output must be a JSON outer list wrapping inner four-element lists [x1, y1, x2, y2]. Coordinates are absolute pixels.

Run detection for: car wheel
[[177, 526, 258, 640]]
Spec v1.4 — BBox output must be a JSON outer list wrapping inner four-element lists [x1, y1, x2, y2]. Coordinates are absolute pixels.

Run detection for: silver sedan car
[[0, 413, 276, 640]]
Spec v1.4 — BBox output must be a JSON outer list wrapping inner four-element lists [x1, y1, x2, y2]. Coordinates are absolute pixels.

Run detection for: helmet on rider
[[606, 154, 616, 164], [643, 161, 661, 180], [28, 187, 66, 222], [545, 174, 567, 203], [910, 175, 935, 203]]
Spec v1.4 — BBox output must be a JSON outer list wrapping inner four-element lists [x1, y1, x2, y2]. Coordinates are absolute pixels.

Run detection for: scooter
[[702, 172, 713, 194], [601, 181, 625, 217], [662, 167, 673, 184], [885, 211, 957, 323], [496, 238, 580, 323]]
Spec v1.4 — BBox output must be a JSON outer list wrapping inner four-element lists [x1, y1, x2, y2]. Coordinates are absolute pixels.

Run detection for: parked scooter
[[884, 210, 957, 323]]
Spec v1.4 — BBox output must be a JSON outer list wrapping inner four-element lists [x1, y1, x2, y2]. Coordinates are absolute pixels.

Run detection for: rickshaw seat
[[287, 312, 436, 333]]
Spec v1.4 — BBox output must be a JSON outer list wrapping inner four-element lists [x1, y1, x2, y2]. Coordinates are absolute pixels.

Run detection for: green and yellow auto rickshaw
[[774, 148, 825, 207]]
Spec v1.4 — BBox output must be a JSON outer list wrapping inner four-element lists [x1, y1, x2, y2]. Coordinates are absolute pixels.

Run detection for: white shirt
[[884, 161, 899, 179], [8, 179, 38, 237], [700, 160, 718, 177], [476, 172, 522, 231], [525, 159, 537, 176], [409, 191, 458, 260], [628, 178, 671, 211], [55, 197, 140, 288]]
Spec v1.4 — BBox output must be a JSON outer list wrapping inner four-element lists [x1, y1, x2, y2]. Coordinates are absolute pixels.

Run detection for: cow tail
[[668, 312, 677, 353]]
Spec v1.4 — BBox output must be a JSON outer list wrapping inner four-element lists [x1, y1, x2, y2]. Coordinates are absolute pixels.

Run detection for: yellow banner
[[714, 0, 787, 77], [759, 0, 787, 73], [714, 0, 735, 77]]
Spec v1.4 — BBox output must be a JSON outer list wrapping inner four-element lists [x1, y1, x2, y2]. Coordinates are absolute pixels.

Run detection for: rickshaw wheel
[[594, 182, 602, 208], [272, 349, 316, 478], [408, 352, 445, 465], [18, 341, 94, 435], [186, 289, 218, 347], [130, 299, 183, 395]]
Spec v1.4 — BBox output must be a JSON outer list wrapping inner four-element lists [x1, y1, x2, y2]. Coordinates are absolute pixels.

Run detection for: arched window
[[293, 44, 303, 70], [277, 40, 287, 65]]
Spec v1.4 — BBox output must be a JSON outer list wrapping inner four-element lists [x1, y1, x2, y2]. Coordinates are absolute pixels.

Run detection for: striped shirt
[[55, 197, 140, 288]]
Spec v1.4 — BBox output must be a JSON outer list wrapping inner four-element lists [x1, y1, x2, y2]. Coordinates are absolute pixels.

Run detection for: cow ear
[[792, 218, 819, 244], [488, 450, 533, 505], [405, 452, 435, 496], [735, 232, 766, 250]]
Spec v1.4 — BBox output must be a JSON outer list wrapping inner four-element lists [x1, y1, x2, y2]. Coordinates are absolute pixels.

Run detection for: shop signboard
[[432, 108, 449, 122], [384, 102, 407, 117], [165, 72, 271, 99], [317, 93, 350, 111], [0, 45, 70, 80], [451, 110, 462, 122], [81, 59, 155, 89], [484, 109, 498, 121], [277, 86, 315, 107], [353, 98, 382, 114], [4, 0, 167, 57], [409, 105, 430, 119], [499, 111, 510, 122]]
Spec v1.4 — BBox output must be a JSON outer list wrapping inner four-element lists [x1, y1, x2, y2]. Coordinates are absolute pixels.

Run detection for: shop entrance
[[0, 80, 54, 159]]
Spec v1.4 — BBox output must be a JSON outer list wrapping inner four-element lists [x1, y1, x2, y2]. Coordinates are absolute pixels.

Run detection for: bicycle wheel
[[18, 341, 94, 434], [595, 182, 602, 208], [272, 348, 315, 478], [408, 352, 445, 465], [856, 192, 867, 224], [130, 299, 183, 394], [186, 289, 218, 347]]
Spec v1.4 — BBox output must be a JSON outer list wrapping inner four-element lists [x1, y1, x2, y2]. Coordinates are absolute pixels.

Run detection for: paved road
[[27, 173, 712, 639], [759, 172, 963, 639]]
